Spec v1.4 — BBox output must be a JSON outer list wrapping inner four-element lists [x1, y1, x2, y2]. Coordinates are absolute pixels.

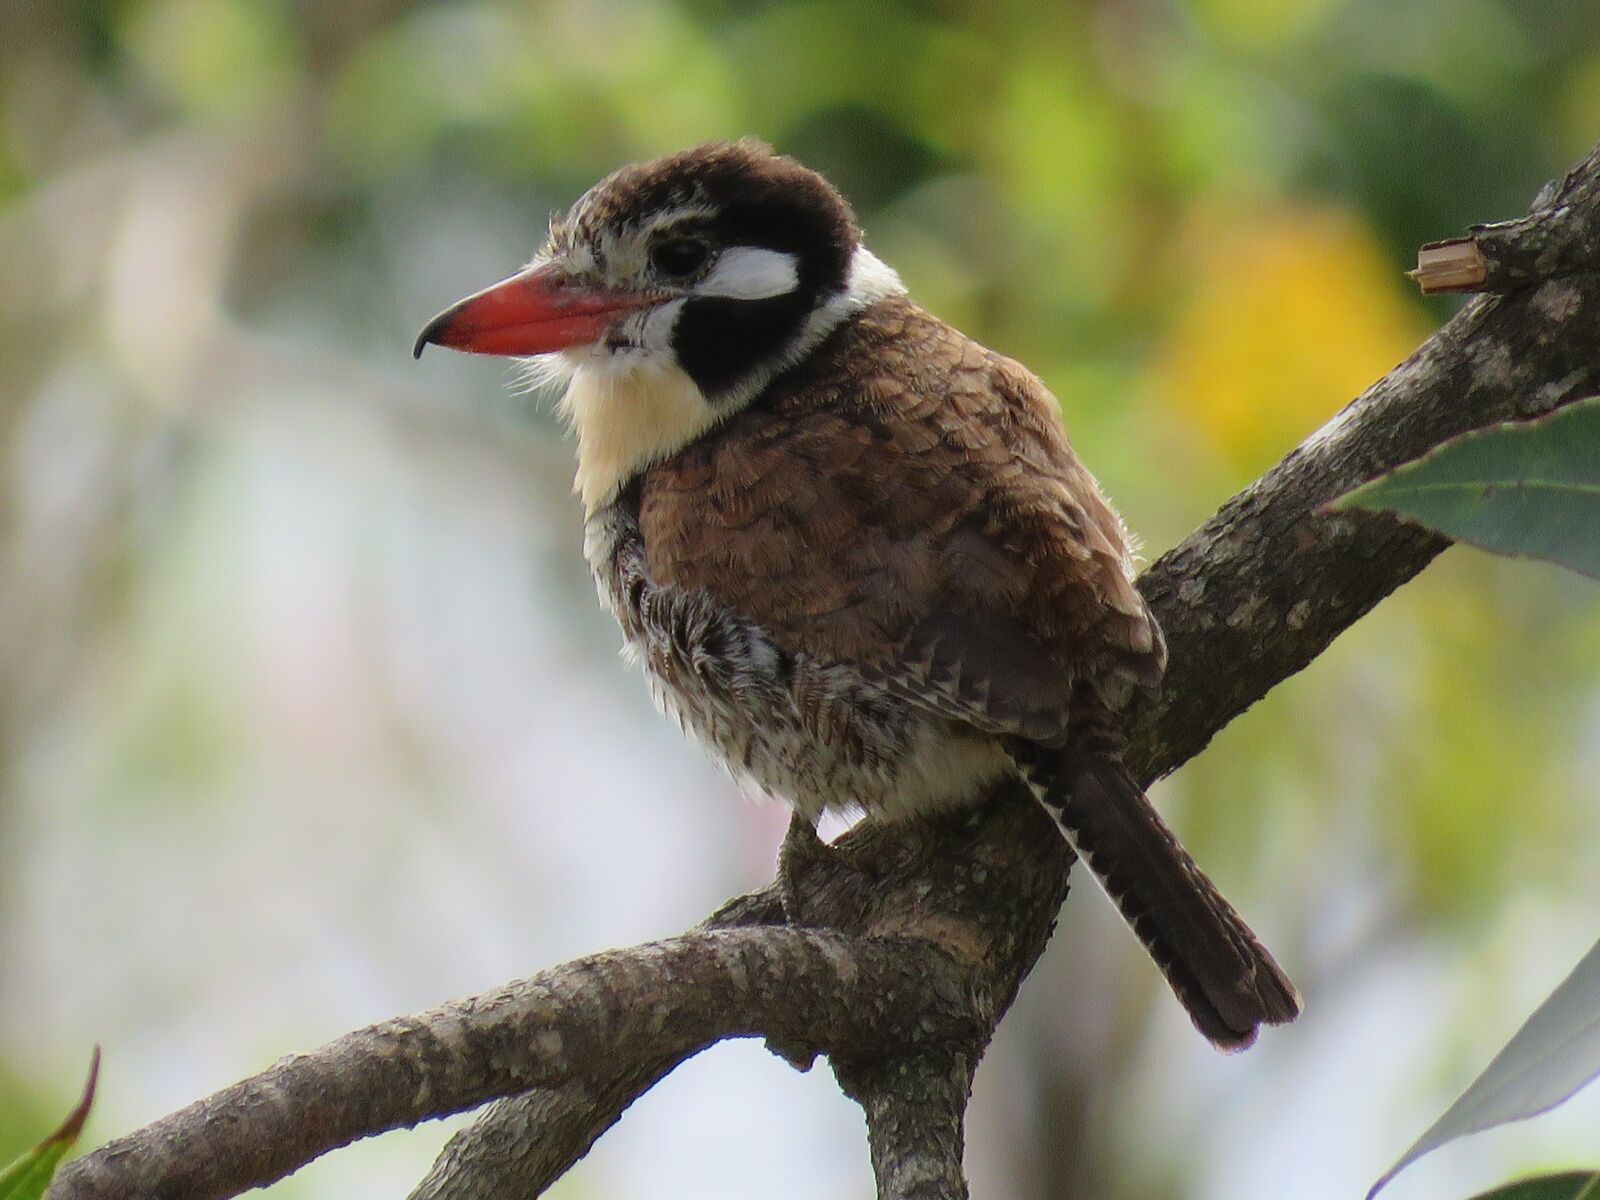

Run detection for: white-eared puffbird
[[414, 139, 1300, 1049]]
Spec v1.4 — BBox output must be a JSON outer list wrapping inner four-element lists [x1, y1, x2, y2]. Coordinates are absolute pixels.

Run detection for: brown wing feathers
[[641, 295, 1298, 1047], [642, 296, 1158, 732]]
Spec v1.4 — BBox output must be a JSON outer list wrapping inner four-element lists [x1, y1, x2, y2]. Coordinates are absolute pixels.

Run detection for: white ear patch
[[844, 246, 906, 304], [695, 246, 800, 300]]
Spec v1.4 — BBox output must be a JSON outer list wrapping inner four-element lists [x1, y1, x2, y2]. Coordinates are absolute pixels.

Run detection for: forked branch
[[49, 142, 1600, 1200]]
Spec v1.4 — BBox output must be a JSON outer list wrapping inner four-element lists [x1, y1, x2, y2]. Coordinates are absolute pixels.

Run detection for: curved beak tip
[[412, 311, 451, 360]]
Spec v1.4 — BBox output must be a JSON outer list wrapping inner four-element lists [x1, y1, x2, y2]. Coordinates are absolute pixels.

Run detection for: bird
[[414, 139, 1300, 1049]]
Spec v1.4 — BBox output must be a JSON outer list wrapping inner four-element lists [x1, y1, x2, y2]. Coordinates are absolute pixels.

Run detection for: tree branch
[[50, 142, 1600, 1200], [835, 1051, 976, 1200], [1411, 153, 1600, 294], [53, 928, 983, 1200]]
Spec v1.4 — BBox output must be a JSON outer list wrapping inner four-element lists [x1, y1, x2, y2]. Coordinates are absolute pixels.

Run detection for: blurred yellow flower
[[1153, 205, 1432, 472]]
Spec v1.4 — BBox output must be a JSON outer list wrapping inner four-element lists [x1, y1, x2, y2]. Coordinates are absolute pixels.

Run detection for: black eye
[[650, 237, 710, 277]]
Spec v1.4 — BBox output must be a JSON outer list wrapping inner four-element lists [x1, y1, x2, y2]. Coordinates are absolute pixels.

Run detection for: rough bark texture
[[48, 143, 1600, 1200], [836, 1052, 977, 1200]]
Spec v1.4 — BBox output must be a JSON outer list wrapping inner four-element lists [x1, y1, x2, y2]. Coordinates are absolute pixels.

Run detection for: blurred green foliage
[[5, 0, 1600, 1196], [1466, 1173, 1600, 1200]]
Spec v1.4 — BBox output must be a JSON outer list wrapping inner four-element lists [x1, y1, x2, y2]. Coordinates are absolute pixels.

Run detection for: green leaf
[[1369, 939, 1600, 1197], [1334, 396, 1600, 579], [0, 1049, 100, 1200], [1464, 1172, 1600, 1200]]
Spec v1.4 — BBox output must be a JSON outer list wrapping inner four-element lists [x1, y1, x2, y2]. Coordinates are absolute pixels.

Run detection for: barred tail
[[1015, 746, 1301, 1050]]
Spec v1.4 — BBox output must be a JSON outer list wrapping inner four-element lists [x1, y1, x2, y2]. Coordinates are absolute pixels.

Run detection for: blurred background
[[4, 1, 1600, 1197]]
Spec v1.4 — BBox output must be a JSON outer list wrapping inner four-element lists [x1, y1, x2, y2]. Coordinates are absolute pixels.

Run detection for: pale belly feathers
[[584, 498, 1011, 822]]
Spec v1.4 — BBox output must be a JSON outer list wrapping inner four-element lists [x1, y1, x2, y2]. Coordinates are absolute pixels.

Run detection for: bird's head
[[415, 140, 905, 408]]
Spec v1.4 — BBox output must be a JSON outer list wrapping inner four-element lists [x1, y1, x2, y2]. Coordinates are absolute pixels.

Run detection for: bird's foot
[[777, 811, 829, 926], [768, 811, 830, 1069]]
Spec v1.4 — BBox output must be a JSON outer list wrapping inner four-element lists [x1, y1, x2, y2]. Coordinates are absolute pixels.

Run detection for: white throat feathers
[[535, 246, 907, 512], [557, 350, 721, 512]]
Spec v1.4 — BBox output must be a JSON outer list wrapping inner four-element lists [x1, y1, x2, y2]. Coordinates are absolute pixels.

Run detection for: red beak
[[413, 263, 660, 359]]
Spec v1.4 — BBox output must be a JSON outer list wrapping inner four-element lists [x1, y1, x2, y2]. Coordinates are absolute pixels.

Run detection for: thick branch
[[50, 142, 1600, 1200], [51, 929, 981, 1200], [834, 1052, 976, 1200], [1133, 265, 1600, 774]]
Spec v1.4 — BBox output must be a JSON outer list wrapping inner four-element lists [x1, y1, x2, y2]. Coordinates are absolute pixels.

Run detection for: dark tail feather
[[1015, 746, 1301, 1050]]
